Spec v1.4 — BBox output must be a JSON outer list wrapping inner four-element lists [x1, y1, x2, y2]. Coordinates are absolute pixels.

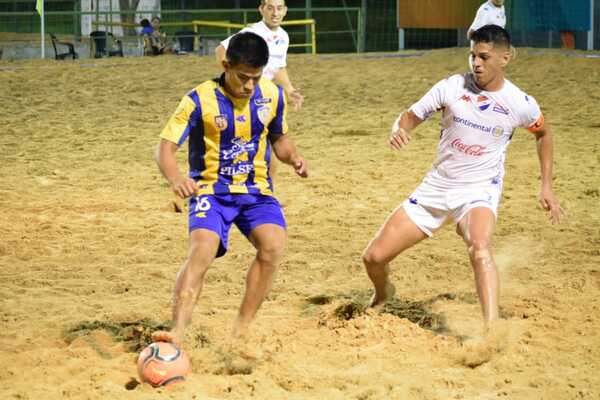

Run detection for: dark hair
[[140, 18, 150, 28], [226, 32, 269, 68], [472, 25, 511, 48], [151, 16, 161, 23]]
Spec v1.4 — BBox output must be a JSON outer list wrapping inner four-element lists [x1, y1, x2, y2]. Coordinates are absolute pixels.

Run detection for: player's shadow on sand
[[306, 291, 471, 341]]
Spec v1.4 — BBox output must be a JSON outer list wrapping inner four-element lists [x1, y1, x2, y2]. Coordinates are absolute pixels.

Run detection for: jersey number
[[194, 197, 211, 212]]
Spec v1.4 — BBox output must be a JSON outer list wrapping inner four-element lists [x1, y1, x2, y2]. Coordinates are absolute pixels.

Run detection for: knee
[[362, 247, 386, 269], [467, 239, 494, 267], [467, 238, 492, 256], [256, 241, 284, 265]]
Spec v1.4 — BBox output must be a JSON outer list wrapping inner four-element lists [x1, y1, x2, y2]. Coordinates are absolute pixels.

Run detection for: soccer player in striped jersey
[[362, 25, 563, 329], [153, 32, 307, 345]]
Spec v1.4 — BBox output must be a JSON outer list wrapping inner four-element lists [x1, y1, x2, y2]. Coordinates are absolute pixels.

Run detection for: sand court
[[0, 49, 599, 399]]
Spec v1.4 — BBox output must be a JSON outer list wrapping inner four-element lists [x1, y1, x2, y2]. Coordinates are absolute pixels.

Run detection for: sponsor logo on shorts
[[451, 138, 486, 156], [214, 115, 228, 131], [409, 197, 418, 205], [235, 115, 246, 123]]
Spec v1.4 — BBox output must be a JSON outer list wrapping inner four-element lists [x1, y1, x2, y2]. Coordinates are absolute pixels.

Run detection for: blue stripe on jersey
[[246, 86, 263, 188], [187, 90, 205, 180], [215, 88, 234, 187], [268, 86, 285, 134]]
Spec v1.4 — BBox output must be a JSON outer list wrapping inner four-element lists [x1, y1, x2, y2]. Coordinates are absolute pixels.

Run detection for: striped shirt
[[160, 75, 287, 196]]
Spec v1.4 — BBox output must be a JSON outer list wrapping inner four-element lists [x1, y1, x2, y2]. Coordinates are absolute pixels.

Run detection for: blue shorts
[[188, 194, 286, 258]]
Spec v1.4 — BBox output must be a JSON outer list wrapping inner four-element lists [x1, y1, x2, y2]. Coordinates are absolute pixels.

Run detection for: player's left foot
[[368, 281, 396, 308]]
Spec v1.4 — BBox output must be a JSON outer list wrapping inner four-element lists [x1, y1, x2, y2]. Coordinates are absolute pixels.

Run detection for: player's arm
[[389, 110, 424, 150], [273, 68, 303, 111], [270, 134, 308, 178], [155, 139, 198, 199], [529, 117, 564, 224], [467, 7, 486, 39]]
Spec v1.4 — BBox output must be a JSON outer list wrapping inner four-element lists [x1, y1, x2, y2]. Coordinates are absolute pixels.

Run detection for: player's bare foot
[[231, 317, 251, 339], [369, 281, 396, 308], [151, 330, 181, 347]]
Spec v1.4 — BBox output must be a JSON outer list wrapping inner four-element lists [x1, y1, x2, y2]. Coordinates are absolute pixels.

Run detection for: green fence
[[0, 2, 363, 53]]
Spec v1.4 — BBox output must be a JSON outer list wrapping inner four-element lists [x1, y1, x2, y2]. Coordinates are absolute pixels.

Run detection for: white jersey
[[221, 21, 289, 81], [409, 73, 543, 185], [469, 1, 506, 32]]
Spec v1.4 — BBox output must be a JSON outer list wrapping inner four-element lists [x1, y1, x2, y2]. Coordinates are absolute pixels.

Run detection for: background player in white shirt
[[362, 25, 564, 329], [468, 0, 506, 40], [215, 0, 304, 110]]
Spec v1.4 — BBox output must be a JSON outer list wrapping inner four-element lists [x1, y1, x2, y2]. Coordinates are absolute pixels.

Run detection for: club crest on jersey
[[477, 95, 492, 111], [257, 106, 271, 125], [214, 115, 228, 131]]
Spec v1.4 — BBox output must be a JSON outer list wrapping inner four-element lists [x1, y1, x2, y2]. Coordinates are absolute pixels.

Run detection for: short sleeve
[[160, 94, 200, 146], [409, 78, 452, 120], [220, 26, 253, 49], [519, 94, 544, 133], [469, 6, 488, 32]]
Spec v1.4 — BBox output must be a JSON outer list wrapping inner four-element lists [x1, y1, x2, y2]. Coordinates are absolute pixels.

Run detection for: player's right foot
[[368, 282, 396, 308]]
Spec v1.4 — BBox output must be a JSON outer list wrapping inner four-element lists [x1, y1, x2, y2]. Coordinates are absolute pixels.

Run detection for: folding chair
[[49, 33, 78, 60], [90, 31, 124, 58]]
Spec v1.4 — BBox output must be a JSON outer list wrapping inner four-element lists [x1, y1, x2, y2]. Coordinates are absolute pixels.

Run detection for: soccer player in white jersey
[[362, 25, 564, 329], [215, 0, 304, 110], [468, 0, 506, 40]]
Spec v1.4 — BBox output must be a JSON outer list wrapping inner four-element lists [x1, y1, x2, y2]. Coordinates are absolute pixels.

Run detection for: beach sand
[[0, 48, 599, 399]]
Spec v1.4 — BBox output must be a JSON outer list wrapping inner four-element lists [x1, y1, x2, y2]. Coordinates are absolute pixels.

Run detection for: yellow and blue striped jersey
[[160, 75, 288, 196]]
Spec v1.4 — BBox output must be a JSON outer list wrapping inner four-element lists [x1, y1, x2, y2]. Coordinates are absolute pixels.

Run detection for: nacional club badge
[[477, 95, 493, 111], [214, 115, 228, 131]]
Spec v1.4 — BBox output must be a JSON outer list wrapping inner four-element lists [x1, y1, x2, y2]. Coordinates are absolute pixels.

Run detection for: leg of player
[[362, 206, 428, 307], [153, 229, 220, 345], [232, 223, 286, 338], [457, 207, 499, 326]]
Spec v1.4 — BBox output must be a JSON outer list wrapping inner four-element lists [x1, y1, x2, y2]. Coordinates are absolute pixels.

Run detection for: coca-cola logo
[[451, 138, 486, 156]]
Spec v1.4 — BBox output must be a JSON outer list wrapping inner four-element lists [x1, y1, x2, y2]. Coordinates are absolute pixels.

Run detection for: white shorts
[[402, 177, 502, 236]]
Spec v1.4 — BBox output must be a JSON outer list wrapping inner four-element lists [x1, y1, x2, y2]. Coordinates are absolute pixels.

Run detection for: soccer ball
[[137, 342, 191, 387]]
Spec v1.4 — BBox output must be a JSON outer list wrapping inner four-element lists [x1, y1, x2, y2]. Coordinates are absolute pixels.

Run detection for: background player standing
[[362, 25, 563, 329], [468, 0, 506, 40], [215, 0, 303, 111]]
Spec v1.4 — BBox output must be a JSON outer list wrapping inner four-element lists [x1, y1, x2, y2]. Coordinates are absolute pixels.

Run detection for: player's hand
[[292, 156, 308, 178], [287, 90, 304, 111], [171, 177, 198, 199], [390, 127, 411, 150], [538, 187, 565, 224]]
